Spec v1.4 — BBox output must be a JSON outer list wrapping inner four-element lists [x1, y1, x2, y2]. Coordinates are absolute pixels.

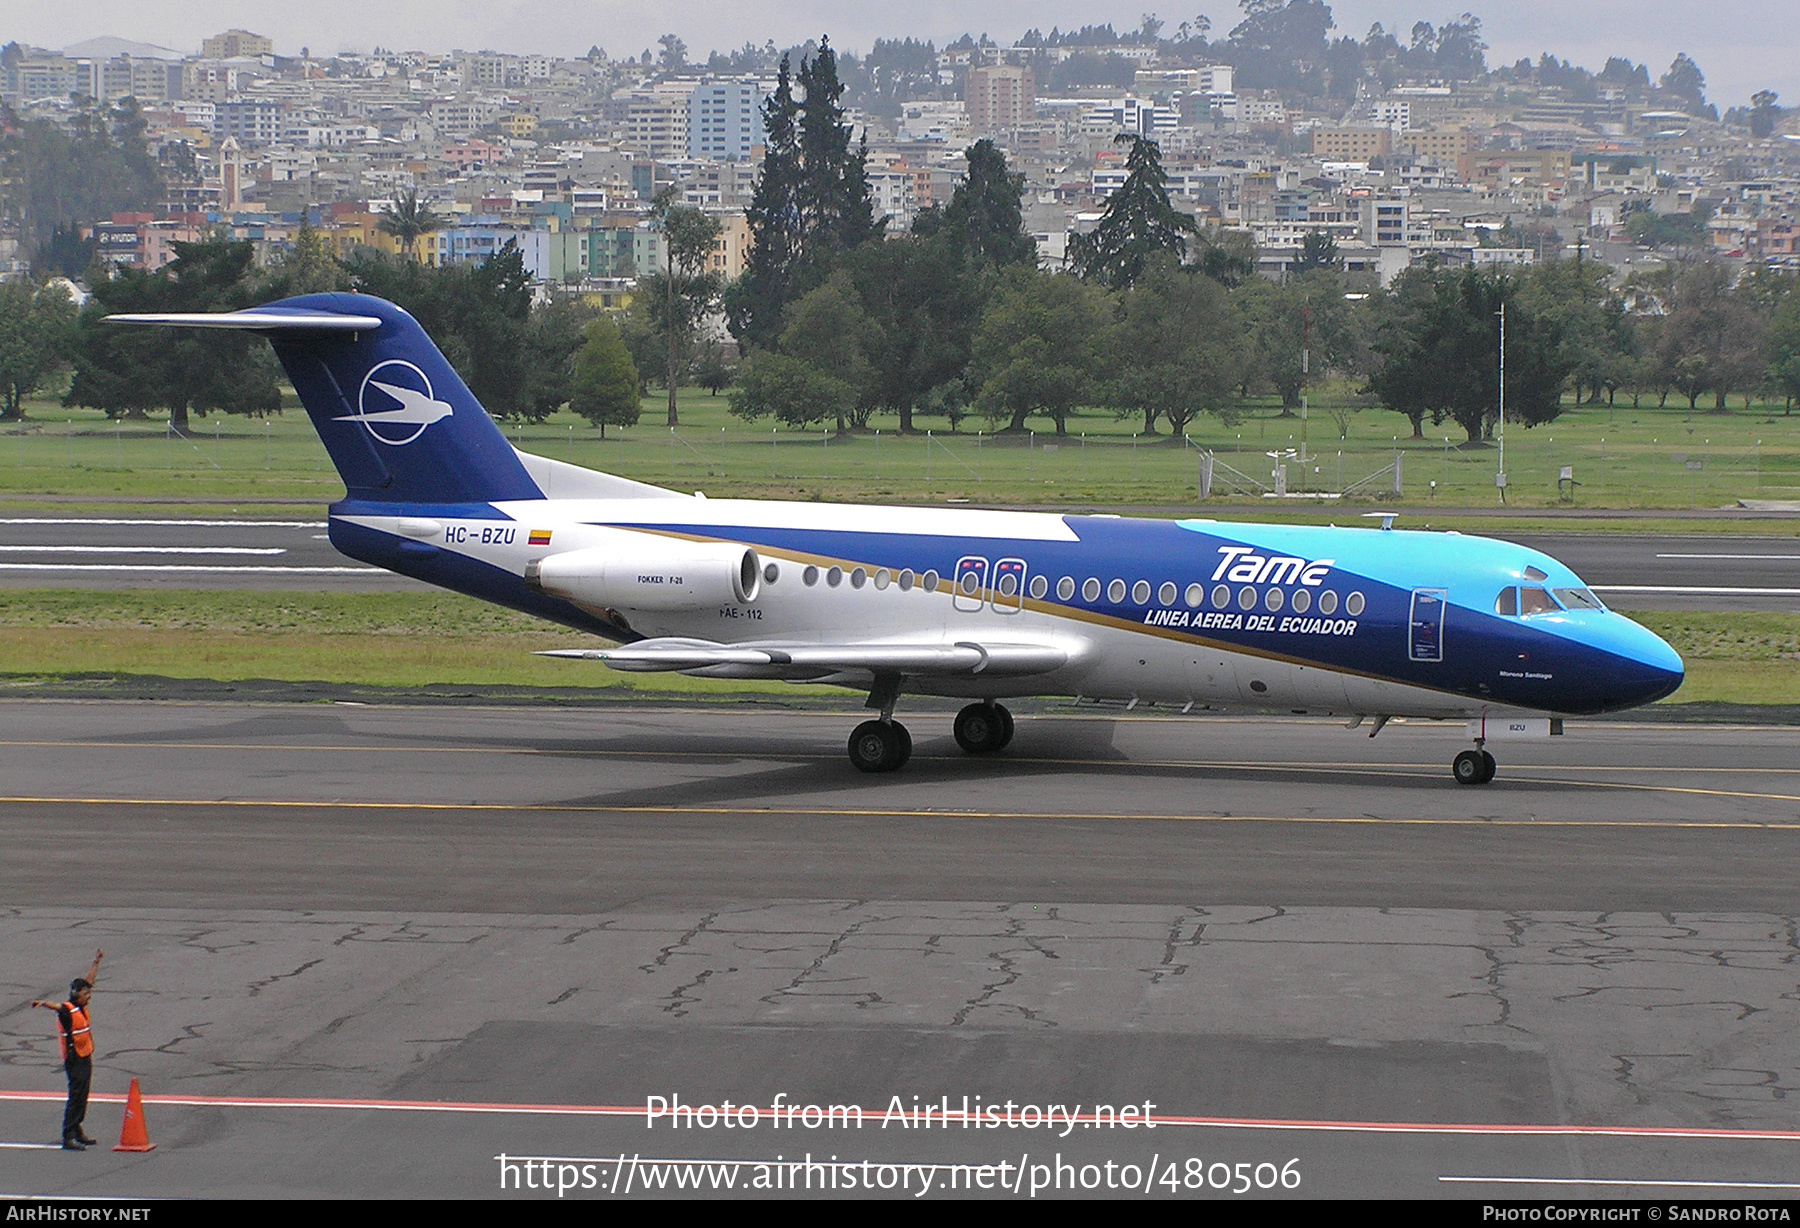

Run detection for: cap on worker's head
[[70, 979, 90, 996]]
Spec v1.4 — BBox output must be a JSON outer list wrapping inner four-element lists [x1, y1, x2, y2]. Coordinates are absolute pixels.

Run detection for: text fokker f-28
[[110, 295, 1684, 783]]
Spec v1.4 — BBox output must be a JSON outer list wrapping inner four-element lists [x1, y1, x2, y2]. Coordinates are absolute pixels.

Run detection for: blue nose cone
[[1606, 617, 1685, 709]]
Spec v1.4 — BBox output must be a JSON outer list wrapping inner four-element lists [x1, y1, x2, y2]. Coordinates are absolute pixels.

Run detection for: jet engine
[[526, 530, 760, 611]]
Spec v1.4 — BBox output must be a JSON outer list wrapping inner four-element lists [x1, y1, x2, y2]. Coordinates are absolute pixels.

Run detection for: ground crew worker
[[30, 949, 103, 1150]]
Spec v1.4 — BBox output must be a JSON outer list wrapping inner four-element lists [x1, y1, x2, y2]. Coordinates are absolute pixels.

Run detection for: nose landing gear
[[1453, 744, 1497, 785]]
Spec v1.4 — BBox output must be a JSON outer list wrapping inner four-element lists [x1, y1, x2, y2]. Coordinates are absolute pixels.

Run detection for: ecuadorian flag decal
[[528, 529, 553, 547]]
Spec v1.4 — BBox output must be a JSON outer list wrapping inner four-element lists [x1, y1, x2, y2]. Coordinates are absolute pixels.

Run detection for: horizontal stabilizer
[[539, 638, 1070, 677], [107, 310, 383, 332]]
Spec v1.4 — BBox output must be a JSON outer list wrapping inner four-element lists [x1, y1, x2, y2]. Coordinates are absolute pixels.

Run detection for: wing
[[537, 637, 1072, 680]]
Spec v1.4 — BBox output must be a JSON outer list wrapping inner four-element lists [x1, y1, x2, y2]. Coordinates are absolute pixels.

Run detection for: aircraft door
[[1409, 588, 1446, 662], [992, 557, 1026, 614], [953, 556, 989, 612]]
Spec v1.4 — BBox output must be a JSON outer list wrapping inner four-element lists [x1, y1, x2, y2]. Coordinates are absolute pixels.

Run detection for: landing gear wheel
[[953, 703, 1008, 754], [1453, 749, 1493, 786], [994, 704, 1015, 749], [849, 720, 909, 773]]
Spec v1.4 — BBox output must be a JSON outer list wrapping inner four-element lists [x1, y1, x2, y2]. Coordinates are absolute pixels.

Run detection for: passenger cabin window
[[1494, 587, 1518, 616], [1519, 587, 1559, 615], [1554, 587, 1605, 610]]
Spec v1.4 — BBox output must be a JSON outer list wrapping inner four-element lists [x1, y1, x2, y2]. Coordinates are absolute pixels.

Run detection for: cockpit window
[[1494, 587, 1518, 616], [1519, 587, 1560, 615], [1523, 565, 1549, 581], [1553, 587, 1605, 610]]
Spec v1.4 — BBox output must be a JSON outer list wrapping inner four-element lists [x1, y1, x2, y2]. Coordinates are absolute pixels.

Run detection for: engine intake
[[527, 532, 760, 611]]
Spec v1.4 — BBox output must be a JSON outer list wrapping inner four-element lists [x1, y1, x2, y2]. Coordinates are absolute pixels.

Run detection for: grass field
[[5, 382, 1800, 513], [0, 589, 1787, 706]]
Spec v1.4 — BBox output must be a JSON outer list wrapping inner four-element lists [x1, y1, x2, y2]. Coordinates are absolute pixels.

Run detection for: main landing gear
[[1453, 745, 1497, 786], [848, 719, 912, 773], [845, 699, 1015, 773], [953, 701, 1014, 755]]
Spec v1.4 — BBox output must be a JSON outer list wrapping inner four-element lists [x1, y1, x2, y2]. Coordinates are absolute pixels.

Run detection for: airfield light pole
[[1496, 301, 1507, 505]]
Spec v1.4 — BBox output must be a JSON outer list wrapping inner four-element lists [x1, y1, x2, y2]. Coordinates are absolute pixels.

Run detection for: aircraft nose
[[1610, 617, 1684, 707]]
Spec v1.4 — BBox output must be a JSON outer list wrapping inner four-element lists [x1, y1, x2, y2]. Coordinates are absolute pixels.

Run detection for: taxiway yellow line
[[0, 794, 1795, 829]]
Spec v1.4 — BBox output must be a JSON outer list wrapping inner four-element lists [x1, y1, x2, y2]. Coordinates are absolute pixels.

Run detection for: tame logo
[[1211, 546, 1335, 586], [337, 360, 454, 446]]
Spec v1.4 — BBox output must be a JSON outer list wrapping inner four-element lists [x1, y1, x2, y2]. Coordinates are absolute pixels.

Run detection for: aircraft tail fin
[[108, 292, 543, 505]]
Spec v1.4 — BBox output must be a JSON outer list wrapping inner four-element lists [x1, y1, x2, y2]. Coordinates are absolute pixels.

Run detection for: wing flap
[[538, 638, 1070, 677]]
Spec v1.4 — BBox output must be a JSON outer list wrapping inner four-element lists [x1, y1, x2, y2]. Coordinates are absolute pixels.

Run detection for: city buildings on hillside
[[4, 25, 1795, 296]]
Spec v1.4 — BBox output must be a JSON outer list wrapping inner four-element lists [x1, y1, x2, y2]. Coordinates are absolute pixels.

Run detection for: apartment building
[[1312, 127, 1392, 160], [688, 78, 768, 162], [965, 65, 1035, 134]]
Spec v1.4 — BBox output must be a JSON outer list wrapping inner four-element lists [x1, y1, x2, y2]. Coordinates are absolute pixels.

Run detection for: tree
[[569, 315, 640, 437], [1767, 295, 1800, 413], [0, 98, 164, 268], [266, 219, 344, 296], [1110, 254, 1244, 436], [728, 55, 804, 350], [1239, 270, 1353, 411], [935, 140, 1037, 269], [729, 350, 855, 430], [646, 197, 723, 426], [1368, 266, 1570, 443], [728, 42, 883, 350], [777, 280, 880, 433], [1069, 135, 1198, 290], [1194, 226, 1258, 287], [0, 280, 77, 420], [1293, 230, 1340, 274], [656, 34, 688, 70], [837, 235, 983, 433], [1660, 53, 1709, 114], [692, 343, 736, 395], [376, 190, 445, 261], [1656, 263, 1764, 410], [66, 239, 280, 432], [1749, 90, 1780, 139], [970, 270, 1115, 435], [796, 38, 883, 257]]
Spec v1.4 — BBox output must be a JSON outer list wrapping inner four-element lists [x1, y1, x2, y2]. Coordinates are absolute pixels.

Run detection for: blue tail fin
[[267, 293, 543, 504], [111, 292, 544, 505]]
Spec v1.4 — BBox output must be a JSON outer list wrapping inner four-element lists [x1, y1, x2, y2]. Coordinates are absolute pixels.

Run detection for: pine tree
[[797, 38, 882, 256], [728, 39, 882, 350], [938, 139, 1036, 269], [1069, 135, 1198, 290], [728, 55, 802, 350]]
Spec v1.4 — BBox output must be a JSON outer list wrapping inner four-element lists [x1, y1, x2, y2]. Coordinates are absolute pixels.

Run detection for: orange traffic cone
[[113, 1078, 156, 1152]]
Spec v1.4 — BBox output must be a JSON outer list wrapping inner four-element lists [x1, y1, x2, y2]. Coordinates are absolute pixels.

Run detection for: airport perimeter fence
[[5, 412, 1799, 509]]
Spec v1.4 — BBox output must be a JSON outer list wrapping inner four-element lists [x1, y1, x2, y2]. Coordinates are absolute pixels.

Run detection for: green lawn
[[0, 589, 1788, 706], [5, 383, 1800, 512]]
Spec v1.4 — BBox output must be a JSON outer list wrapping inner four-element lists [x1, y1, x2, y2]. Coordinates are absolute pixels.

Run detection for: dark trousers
[[62, 1056, 91, 1140]]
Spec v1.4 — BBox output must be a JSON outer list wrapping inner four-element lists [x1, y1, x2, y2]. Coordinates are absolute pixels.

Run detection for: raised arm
[[84, 950, 102, 987]]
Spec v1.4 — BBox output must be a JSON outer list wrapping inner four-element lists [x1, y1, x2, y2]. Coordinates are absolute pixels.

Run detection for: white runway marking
[[0, 546, 286, 556], [1592, 585, 1800, 596], [0, 519, 325, 528], [0, 1142, 62, 1150], [1655, 553, 1800, 560], [0, 564, 379, 575]]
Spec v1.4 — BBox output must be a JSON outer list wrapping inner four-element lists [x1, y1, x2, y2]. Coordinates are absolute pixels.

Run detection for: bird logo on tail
[[338, 360, 454, 445]]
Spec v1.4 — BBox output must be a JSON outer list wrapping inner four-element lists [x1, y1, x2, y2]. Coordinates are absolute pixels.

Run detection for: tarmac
[[2, 700, 1798, 1199]]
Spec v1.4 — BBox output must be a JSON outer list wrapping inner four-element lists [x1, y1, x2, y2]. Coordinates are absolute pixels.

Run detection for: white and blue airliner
[[111, 294, 1685, 783]]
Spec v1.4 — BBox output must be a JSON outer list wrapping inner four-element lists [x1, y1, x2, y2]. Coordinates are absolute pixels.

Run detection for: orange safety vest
[[57, 1002, 94, 1060]]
